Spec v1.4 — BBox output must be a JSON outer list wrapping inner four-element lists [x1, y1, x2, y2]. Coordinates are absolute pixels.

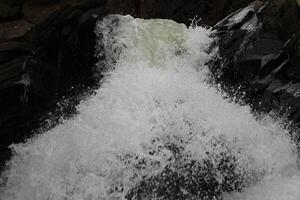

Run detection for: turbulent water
[[1, 15, 300, 200]]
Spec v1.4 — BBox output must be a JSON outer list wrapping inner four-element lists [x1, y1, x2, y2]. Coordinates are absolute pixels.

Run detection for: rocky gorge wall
[[212, 0, 300, 132], [0, 0, 108, 170]]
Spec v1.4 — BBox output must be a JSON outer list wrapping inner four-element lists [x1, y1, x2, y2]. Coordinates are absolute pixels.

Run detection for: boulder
[[213, 0, 300, 124], [126, 157, 244, 200], [0, 1, 107, 155]]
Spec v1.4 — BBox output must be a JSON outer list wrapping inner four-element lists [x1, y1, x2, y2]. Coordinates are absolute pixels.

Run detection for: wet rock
[[0, 1, 107, 154], [126, 158, 244, 200], [125, 137, 246, 200], [0, 20, 32, 41], [213, 0, 300, 122]]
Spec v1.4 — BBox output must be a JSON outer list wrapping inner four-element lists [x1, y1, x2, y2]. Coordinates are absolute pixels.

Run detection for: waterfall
[[0, 15, 299, 200]]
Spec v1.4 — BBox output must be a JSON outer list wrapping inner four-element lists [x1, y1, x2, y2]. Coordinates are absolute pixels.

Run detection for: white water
[[0, 15, 300, 200]]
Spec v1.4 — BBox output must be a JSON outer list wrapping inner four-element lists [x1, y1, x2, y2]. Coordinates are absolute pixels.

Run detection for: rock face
[[213, 0, 300, 128], [107, 0, 254, 25], [0, 0, 107, 171]]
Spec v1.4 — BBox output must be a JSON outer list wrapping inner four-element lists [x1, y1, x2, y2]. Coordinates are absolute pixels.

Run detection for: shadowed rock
[[0, 0, 107, 172], [212, 0, 300, 132], [124, 136, 247, 200], [126, 158, 244, 200]]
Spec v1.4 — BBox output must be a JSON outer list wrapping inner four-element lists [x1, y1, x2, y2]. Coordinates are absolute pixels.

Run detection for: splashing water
[[1, 15, 300, 200]]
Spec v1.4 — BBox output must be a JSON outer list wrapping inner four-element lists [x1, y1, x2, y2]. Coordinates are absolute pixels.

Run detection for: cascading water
[[0, 15, 300, 200]]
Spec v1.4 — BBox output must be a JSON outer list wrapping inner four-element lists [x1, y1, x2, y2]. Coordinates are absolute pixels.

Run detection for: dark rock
[[22, 0, 106, 24], [125, 137, 246, 200], [22, 1, 64, 24], [0, 57, 27, 90], [213, 0, 300, 125], [0, 1, 107, 155], [126, 158, 244, 200], [107, 0, 254, 26], [0, 20, 33, 41], [0, 0, 25, 22], [0, 41, 32, 64]]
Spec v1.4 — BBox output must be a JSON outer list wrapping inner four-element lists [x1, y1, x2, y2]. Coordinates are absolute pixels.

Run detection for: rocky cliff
[[212, 0, 300, 135], [0, 0, 108, 170]]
